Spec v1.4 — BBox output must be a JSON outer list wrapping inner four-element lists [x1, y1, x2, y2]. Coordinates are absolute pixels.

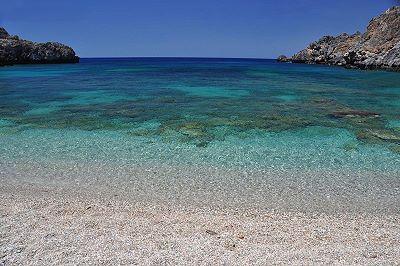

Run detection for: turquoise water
[[0, 58, 399, 173]]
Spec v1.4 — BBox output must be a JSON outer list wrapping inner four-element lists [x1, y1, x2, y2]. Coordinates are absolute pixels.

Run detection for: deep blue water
[[0, 58, 399, 172]]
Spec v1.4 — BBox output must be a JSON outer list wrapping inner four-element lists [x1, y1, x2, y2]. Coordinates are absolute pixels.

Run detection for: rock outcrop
[[0, 27, 79, 66], [277, 55, 291, 62], [278, 6, 400, 71]]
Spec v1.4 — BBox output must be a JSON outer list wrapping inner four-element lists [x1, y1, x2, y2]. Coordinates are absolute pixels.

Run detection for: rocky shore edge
[[277, 6, 400, 71], [0, 27, 79, 66]]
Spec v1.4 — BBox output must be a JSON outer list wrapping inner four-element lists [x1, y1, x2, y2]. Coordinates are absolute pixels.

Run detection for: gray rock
[[287, 6, 400, 71], [277, 55, 291, 62], [0, 28, 10, 39], [0, 27, 79, 66], [205, 229, 218, 236]]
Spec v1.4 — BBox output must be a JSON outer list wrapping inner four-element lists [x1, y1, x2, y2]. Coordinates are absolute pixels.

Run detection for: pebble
[[205, 229, 218, 236]]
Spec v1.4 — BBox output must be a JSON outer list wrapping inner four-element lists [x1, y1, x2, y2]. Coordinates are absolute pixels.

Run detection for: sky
[[0, 0, 398, 58]]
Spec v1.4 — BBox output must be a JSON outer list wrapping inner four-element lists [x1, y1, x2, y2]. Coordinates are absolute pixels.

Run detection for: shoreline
[[1, 181, 400, 265], [1, 159, 399, 215]]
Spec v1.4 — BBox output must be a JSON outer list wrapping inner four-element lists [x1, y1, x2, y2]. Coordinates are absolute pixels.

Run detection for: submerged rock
[[390, 144, 400, 154], [369, 130, 400, 142], [331, 110, 380, 118], [281, 6, 400, 71], [0, 27, 79, 66], [357, 129, 400, 144]]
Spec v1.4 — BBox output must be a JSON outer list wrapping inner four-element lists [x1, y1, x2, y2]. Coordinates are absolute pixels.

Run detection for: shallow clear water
[[1, 58, 400, 212], [1, 58, 399, 172]]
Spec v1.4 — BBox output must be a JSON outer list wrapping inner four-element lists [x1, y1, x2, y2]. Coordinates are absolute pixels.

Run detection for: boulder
[[277, 55, 291, 62]]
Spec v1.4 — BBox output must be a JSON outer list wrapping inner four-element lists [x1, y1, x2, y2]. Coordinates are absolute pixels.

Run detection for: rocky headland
[[0, 27, 79, 66], [278, 6, 400, 71]]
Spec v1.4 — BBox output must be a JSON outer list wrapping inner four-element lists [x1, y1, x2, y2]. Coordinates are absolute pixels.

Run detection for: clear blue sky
[[0, 0, 397, 58]]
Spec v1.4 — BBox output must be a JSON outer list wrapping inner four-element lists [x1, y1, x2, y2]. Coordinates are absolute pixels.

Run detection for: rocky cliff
[[0, 27, 79, 66], [278, 6, 400, 71]]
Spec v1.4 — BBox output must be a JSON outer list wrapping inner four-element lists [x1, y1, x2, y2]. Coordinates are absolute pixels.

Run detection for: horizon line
[[79, 56, 276, 60]]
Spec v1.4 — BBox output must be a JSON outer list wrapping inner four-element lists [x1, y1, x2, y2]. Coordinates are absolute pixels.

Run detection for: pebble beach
[[1, 181, 400, 265]]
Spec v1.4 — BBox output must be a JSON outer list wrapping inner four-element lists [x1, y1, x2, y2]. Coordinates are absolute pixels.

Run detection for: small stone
[[205, 229, 218, 236], [224, 242, 237, 251], [44, 233, 56, 239], [363, 251, 378, 259]]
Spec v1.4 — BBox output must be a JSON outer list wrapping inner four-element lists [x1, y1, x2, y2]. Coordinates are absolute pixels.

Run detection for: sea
[[1, 58, 399, 213]]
